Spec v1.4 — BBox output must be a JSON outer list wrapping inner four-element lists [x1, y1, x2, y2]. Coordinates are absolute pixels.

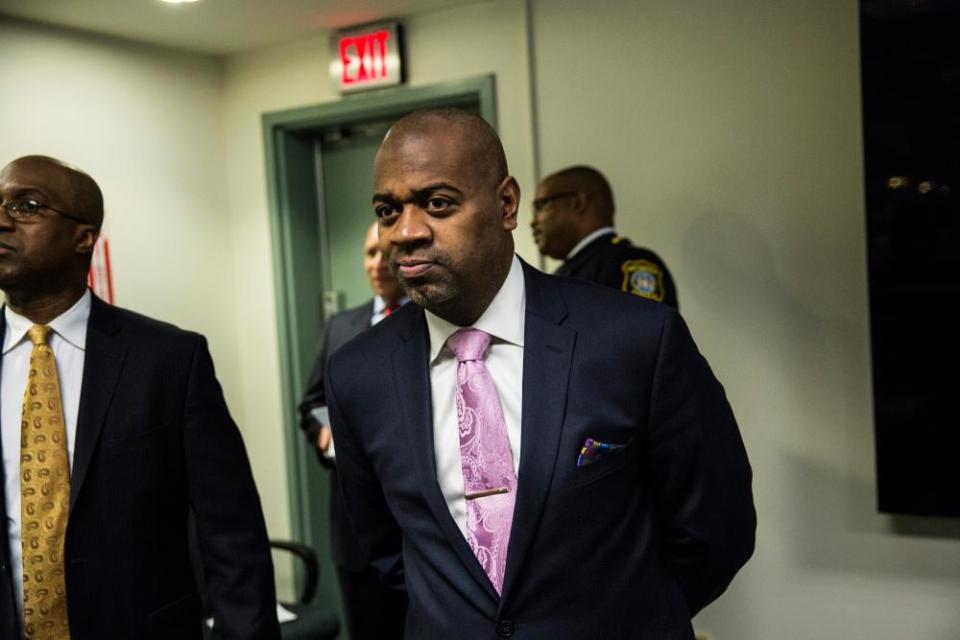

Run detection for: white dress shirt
[[566, 225, 615, 260], [2, 290, 90, 629], [425, 255, 525, 535]]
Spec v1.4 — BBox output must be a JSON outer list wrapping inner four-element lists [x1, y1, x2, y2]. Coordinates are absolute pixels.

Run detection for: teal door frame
[[261, 75, 496, 600]]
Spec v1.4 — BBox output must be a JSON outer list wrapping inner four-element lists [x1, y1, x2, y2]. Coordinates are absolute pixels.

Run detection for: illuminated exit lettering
[[340, 30, 391, 86], [331, 22, 403, 94]]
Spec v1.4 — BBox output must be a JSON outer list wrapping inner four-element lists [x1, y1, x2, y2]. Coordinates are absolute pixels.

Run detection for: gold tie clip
[[465, 487, 509, 500]]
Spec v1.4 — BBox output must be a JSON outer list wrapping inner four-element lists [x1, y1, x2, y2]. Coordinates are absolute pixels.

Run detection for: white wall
[[532, 1, 960, 638]]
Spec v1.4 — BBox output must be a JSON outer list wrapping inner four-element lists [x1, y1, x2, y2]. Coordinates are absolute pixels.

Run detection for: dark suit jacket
[[298, 300, 377, 571], [556, 230, 679, 308], [326, 261, 755, 640], [0, 295, 280, 640]]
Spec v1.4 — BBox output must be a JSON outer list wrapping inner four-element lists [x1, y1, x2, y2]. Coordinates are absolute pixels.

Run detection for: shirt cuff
[[310, 407, 336, 461]]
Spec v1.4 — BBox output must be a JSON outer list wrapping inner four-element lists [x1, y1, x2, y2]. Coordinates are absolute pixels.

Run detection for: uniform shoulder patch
[[620, 259, 665, 301]]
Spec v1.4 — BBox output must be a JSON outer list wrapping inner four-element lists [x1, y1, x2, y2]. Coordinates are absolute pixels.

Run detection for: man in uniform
[[298, 221, 407, 639], [531, 165, 678, 307], [0, 155, 279, 639]]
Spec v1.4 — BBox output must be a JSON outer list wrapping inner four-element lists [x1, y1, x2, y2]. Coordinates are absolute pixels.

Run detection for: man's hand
[[317, 425, 332, 452]]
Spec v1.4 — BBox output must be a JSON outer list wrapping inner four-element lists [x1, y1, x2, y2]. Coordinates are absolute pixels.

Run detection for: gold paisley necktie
[[20, 324, 71, 639]]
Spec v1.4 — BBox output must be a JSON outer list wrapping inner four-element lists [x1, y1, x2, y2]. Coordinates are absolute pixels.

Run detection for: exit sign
[[331, 22, 403, 93]]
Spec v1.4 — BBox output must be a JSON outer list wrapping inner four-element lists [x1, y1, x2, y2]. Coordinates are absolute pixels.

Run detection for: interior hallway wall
[[530, 1, 960, 638], [221, 0, 538, 598]]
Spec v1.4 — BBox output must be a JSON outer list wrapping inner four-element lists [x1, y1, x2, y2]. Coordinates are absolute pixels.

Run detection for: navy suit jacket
[[326, 261, 755, 640], [0, 295, 279, 640]]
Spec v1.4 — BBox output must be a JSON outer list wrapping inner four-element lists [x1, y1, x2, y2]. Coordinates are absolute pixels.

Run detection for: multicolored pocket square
[[577, 438, 627, 467]]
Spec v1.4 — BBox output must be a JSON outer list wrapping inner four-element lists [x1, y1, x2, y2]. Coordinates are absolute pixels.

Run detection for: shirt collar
[[566, 226, 616, 260], [373, 295, 409, 314], [3, 289, 92, 354], [425, 254, 526, 363]]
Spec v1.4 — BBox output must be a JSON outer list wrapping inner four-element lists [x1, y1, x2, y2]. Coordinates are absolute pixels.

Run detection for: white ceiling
[[0, 0, 483, 55]]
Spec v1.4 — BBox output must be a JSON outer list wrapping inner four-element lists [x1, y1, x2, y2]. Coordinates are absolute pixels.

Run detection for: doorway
[[262, 76, 496, 634]]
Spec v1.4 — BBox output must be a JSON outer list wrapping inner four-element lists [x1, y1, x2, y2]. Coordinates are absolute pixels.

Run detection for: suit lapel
[[500, 263, 576, 604], [390, 306, 500, 601], [71, 296, 128, 509]]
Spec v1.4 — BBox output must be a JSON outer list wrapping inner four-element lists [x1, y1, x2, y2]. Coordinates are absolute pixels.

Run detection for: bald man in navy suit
[[325, 109, 755, 639]]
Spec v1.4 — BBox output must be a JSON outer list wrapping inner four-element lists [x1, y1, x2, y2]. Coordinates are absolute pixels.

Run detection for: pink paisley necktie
[[447, 328, 517, 595]]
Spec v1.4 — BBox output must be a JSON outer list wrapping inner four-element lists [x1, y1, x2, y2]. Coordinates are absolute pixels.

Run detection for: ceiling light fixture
[[159, 0, 201, 4]]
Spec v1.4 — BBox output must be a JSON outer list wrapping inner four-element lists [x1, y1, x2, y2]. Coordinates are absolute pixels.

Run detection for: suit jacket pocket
[[148, 591, 202, 640], [571, 438, 639, 489]]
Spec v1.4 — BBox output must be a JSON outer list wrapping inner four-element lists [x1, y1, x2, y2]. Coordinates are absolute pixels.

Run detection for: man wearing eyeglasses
[[530, 165, 678, 308], [0, 155, 279, 639]]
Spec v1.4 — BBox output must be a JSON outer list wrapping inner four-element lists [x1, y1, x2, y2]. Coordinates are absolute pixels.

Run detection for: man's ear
[[75, 226, 99, 255], [571, 191, 588, 215], [498, 176, 521, 231]]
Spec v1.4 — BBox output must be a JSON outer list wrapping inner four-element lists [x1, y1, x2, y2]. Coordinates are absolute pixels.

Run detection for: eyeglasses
[[532, 191, 577, 213], [0, 199, 87, 224]]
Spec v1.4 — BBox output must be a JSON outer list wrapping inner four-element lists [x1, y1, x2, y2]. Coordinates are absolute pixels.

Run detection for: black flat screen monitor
[[862, 0, 960, 517]]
